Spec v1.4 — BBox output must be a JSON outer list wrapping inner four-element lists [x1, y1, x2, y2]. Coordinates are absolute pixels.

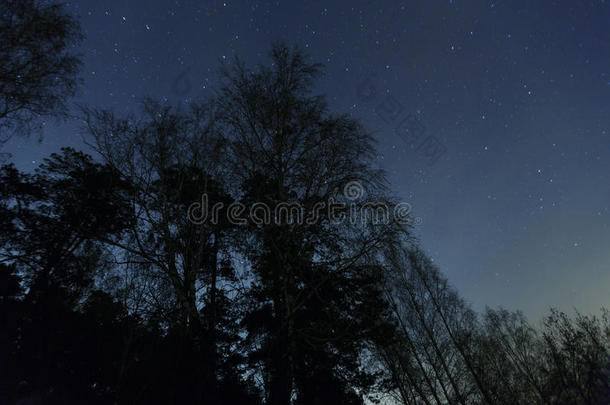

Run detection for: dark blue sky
[[5, 0, 609, 319]]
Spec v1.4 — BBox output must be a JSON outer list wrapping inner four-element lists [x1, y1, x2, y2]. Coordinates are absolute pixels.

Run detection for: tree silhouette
[[0, 148, 134, 402], [0, 0, 82, 147], [216, 43, 407, 404], [1, 40, 609, 405], [377, 244, 610, 405], [81, 99, 258, 404]]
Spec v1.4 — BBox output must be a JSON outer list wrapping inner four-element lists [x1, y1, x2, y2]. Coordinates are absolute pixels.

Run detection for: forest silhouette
[[1, 2, 609, 404]]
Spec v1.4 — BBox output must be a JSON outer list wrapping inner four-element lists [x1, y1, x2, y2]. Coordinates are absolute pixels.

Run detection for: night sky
[[5, 0, 609, 320]]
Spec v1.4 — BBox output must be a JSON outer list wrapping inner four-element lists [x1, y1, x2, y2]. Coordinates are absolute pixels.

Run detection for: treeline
[[380, 248, 610, 404], [1, 2, 609, 404]]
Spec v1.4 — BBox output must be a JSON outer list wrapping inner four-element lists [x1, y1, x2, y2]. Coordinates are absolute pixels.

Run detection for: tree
[[0, 0, 82, 147], [217, 43, 407, 404], [477, 308, 547, 403], [540, 309, 610, 403], [379, 245, 486, 405], [378, 242, 610, 405], [0, 148, 135, 402], [4, 33, 608, 404], [81, 100, 259, 404]]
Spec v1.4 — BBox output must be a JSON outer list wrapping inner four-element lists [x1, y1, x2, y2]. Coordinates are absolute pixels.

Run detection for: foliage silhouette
[[1, 41, 608, 405], [0, 0, 82, 148]]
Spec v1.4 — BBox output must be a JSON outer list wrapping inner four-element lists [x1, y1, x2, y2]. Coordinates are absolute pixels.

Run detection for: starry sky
[[4, 0, 610, 320]]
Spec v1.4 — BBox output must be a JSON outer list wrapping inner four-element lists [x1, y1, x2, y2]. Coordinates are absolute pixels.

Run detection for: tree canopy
[[1, 40, 608, 405], [0, 0, 82, 147]]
